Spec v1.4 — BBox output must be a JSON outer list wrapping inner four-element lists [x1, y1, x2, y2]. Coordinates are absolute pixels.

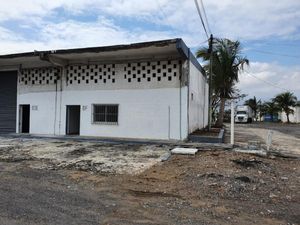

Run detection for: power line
[[198, 38, 210, 46], [248, 49, 300, 59], [239, 38, 300, 48], [194, 0, 213, 129], [243, 71, 294, 92], [256, 42, 300, 48], [194, 0, 209, 38], [199, 0, 211, 34]]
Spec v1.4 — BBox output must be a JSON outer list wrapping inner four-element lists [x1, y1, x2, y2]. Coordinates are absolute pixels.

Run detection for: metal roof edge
[[175, 39, 206, 78], [0, 38, 180, 59]]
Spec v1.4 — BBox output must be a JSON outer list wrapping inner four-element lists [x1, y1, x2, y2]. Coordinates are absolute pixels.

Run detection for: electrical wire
[[199, 0, 211, 34], [198, 38, 210, 46], [194, 0, 209, 38], [243, 71, 294, 92], [239, 38, 300, 48], [248, 49, 300, 59]]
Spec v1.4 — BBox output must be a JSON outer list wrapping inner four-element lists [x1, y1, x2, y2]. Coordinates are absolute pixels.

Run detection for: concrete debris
[[171, 147, 198, 155], [247, 141, 262, 150], [233, 148, 267, 156], [269, 193, 278, 198], [160, 152, 171, 162]]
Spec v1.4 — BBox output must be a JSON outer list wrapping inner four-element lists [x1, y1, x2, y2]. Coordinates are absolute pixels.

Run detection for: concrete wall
[[188, 61, 208, 133], [17, 91, 57, 134], [281, 107, 300, 123], [16, 59, 189, 140], [59, 88, 186, 139]]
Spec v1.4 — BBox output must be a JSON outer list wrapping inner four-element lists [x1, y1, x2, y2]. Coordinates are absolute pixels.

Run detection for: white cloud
[[0, 0, 102, 21], [0, 18, 175, 54], [0, 27, 20, 40], [0, 0, 299, 45], [40, 19, 174, 49], [238, 62, 300, 101], [93, 0, 300, 41], [206, 0, 300, 40], [0, 0, 299, 104]]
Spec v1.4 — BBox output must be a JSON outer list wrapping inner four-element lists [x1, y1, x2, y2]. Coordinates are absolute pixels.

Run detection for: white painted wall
[[15, 57, 210, 140], [281, 107, 300, 123], [17, 91, 57, 134], [188, 61, 208, 133], [180, 86, 189, 139], [17, 88, 187, 140], [16, 60, 191, 140], [58, 88, 186, 140]]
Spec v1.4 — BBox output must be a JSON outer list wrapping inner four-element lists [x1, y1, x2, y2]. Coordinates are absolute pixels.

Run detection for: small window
[[92, 104, 118, 124]]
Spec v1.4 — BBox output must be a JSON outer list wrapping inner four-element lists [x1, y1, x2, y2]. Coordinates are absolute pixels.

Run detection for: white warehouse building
[[0, 39, 208, 140], [280, 106, 300, 123]]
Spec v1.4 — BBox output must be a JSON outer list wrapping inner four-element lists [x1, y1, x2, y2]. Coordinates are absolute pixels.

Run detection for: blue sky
[[0, 0, 299, 101]]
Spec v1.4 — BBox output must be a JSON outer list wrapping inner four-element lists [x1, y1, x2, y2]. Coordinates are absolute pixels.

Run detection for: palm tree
[[273, 92, 298, 123], [244, 96, 260, 121], [196, 38, 249, 127], [257, 100, 265, 121], [263, 101, 280, 122]]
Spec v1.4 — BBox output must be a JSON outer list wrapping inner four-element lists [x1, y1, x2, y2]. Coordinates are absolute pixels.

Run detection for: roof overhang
[[0, 38, 205, 75]]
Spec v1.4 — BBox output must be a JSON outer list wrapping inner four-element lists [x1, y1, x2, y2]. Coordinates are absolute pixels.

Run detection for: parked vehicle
[[235, 105, 253, 123]]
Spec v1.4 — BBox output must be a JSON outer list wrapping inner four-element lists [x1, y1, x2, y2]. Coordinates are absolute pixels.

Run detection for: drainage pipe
[[37, 52, 68, 135]]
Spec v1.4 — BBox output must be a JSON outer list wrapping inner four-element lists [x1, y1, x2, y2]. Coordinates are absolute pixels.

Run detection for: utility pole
[[208, 34, 213, 130], [230, 100, 235, 145]]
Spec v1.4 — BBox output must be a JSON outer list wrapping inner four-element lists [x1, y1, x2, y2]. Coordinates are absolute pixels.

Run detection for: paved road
[[225, 122, 300, 157], [238, 122, 300, 139]]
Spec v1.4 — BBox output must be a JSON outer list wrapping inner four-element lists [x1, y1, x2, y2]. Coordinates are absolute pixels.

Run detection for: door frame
[[19, 104, 30, 133], [66, 105, 81, 135]]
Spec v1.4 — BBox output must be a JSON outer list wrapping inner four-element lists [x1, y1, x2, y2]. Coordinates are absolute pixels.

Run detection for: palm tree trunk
[[216, 97, 226, 127], [286, 112, 290, 123]]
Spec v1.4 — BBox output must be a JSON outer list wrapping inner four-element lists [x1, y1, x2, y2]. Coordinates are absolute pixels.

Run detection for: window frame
[[92, 104, 119, 125]]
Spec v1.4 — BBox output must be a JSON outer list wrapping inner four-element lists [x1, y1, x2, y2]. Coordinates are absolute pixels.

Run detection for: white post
[[231, 101, 235, 145], [266, 130, 273, 152]]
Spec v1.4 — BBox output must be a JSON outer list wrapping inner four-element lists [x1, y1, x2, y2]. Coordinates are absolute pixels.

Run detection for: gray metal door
[[0, 71, 17, 134]]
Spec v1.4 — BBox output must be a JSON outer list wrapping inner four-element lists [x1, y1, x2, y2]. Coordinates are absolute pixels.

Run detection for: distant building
[[0, 39, 209, 140], [280, 106, 300, 123], [263, 113, 279, 122]]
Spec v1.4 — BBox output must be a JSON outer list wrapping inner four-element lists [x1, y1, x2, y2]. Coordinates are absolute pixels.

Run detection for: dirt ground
[[0, 123, 299, 225], [0, 137, 169, 174], [0, 143, 299, 224]]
